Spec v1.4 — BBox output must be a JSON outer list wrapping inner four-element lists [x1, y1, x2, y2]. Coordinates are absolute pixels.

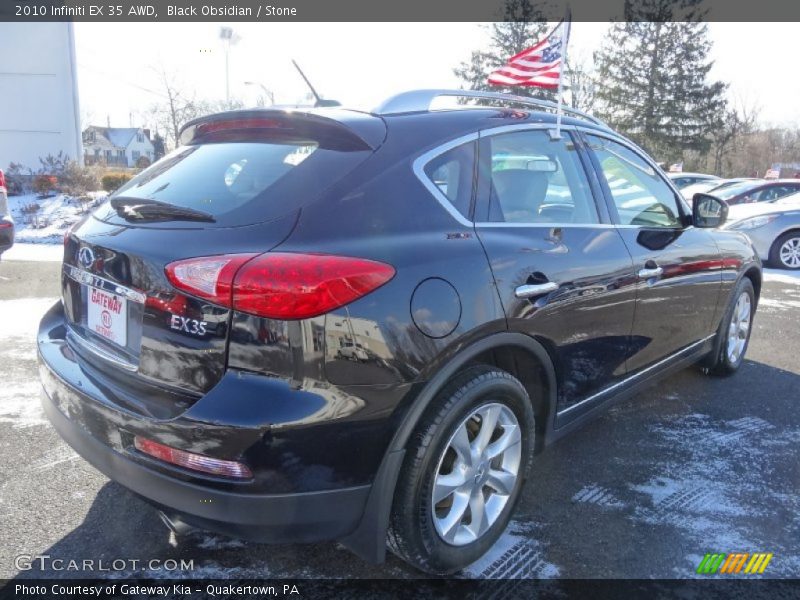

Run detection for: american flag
[[487, 20, 570, 89]]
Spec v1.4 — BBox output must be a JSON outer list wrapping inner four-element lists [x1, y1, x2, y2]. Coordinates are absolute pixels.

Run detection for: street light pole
[[219, 27, 237, 104]]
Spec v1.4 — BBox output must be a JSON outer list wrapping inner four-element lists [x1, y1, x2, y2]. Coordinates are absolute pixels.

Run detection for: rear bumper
[[40, 390, 369, 542], [37, 300, 373, 543]]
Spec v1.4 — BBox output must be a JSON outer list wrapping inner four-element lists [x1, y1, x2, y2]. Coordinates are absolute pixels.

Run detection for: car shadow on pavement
[[10, 358, 800, 581], [10, 481, 413, 580]]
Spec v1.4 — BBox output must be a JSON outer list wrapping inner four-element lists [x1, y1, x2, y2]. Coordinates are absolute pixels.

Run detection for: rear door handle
[[515, 282, 559, 299], [638, 266, 663, 279]]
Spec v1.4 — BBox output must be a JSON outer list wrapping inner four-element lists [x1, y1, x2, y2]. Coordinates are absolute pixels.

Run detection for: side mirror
[[692, 193, 728, 228]]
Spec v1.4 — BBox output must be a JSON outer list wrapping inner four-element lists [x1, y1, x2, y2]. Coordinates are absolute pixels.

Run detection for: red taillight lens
[[233, 253, 395, 320], [164, 252, 395, 320], [0, 221, 12, 229], [133, 436, 252, 479], [165, 253, 257, 306], [0, 170, 6, 189]]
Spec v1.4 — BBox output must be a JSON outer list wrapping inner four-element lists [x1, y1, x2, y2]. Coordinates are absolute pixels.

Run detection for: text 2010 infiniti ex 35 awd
[[38, 90, 761, 574]]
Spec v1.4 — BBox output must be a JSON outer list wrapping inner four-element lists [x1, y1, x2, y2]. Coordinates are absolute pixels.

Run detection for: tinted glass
[[588, 135, 682, 228], [484, 130, 599, 224], [94, 141, 371, 227], [424, 142, 475, 219]]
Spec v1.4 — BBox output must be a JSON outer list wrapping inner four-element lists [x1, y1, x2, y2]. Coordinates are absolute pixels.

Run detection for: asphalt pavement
[[1, 257, 798, 580]]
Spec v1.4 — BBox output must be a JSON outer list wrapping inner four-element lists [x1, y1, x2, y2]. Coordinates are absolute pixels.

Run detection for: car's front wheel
[[704, 277, 755, 375], [387, 366, 534, 574], [769, 231, 800, 270]]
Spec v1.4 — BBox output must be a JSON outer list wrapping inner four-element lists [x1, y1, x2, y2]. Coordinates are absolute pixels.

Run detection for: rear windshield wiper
[[110, 197, 216, 223]]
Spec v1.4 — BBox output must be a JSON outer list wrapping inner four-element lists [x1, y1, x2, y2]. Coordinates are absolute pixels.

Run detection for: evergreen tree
[[152, 132, 166, 160], [454, 0, 554, 100], [594, 1, 727, 162]]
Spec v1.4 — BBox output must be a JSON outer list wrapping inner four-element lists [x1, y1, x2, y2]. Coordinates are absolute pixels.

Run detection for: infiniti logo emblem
[[78, 247, 95, 269]]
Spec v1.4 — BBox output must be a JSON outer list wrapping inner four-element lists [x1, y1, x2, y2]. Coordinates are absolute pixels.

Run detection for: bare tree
[[565, 52, 596, 113], [147, 64, 248, 151], [148, 64, 204, 149], [709, 96, 760, 176]]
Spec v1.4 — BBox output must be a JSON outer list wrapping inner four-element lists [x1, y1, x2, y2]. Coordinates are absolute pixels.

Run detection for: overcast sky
[[74, 22, 799, 132]]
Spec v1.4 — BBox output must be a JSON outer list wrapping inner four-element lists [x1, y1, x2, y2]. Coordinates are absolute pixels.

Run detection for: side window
[[483, 130, 599, 224], [423, 142, 475, 220], [587, 135, 682, 228], [753, 187, 777, 202]]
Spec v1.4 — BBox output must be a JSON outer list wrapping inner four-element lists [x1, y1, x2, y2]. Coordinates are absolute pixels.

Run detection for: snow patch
[[572, 484, 625, 508], [3, 243, 64, 262], [0, 380, 46, 428], [461, 521, 559, 579], [758, 297, 800, 310], [193, 535, 247, 550], [0, 297, 58, 339], [762, 269, 800, 285], [629, 413, 800, 577], [7, 193, 105, 245]]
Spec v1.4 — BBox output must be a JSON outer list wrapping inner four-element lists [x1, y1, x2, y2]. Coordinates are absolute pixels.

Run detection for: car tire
[[768, 231, 800, 270], [703, 277, 755, 376], [387, 365, 535, 574]]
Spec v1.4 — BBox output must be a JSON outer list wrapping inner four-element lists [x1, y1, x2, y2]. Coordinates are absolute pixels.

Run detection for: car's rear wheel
[[704, 277, 755, 375], [769, 231, 800, 270], [387, 366, 534, 574]]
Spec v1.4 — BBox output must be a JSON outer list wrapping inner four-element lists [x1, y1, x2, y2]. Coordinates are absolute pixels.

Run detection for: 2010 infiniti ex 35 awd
[[38, 90, 761, 574]]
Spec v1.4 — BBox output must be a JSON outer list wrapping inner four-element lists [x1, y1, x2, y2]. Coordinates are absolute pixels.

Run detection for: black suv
[[39, 90, 761, 574]]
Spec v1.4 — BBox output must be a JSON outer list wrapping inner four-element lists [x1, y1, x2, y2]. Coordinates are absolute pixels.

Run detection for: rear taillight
[[165, 254, 257, 306], [134, 436, 252, 479], [0, 169, 6, 189], [165, 252, 395, 320], [0, 221, 11, 229]]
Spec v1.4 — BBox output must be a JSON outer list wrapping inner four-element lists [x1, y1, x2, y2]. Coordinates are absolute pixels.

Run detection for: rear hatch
[[62, 109, 383, 407]]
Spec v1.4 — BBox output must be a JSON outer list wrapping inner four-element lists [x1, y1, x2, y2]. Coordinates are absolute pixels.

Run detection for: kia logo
[[78, 247, 95, 269]]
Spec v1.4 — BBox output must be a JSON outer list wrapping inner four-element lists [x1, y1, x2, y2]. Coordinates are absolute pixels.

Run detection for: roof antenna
[[291, 59, 341, 107]]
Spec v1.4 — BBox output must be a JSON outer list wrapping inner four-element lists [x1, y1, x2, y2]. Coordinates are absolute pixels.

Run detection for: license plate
[[87, 286, 127, 347]]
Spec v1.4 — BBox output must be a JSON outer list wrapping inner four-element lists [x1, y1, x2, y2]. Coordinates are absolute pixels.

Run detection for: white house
[[83, 126, 155, 168], [0, 23, 83, 170]]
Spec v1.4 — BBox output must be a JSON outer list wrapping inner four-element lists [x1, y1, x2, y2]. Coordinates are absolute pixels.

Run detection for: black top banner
[[2, 0, 800, 22]]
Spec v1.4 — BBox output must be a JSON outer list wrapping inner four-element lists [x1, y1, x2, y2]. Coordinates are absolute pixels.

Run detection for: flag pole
[[552, 13, 571, 140]]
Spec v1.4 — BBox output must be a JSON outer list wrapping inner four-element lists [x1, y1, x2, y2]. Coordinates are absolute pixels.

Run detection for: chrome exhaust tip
[[158, 511, 197, 536]]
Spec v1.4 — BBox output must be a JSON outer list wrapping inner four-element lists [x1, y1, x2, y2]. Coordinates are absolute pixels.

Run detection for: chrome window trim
[[474, 222, 619, 229], [412, 132, 480, 228], [412, 122, 681, 230], [558, 334, 715, 418], [576, 126, 693, 226]]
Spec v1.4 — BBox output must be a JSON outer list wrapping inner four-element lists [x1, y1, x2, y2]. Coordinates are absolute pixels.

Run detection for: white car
[[723, 192, 800, 269], [667, 172, 720, 189]]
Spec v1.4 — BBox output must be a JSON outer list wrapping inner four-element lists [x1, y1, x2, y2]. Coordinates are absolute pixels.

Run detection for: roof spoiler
[[178, 109, 383, 151]]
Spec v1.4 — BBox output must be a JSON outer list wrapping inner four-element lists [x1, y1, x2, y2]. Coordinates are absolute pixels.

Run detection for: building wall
[[125, 133, 155, 167], [0, 23, 82, 170]]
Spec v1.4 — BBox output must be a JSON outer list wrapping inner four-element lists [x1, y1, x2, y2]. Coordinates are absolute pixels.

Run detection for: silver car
[[723, 192, 800, 269]]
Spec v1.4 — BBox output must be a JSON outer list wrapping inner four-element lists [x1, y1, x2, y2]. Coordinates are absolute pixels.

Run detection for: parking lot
[[1, 255, 798, 580]]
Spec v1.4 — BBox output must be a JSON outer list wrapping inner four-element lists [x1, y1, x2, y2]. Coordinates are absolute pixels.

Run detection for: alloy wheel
[[726, 292, 751, 364], [431, 403, 522, 546], [779, 237, 800, 269]]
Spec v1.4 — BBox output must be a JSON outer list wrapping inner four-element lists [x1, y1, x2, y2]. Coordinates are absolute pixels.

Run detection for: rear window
[[94, 139, 371, 228]]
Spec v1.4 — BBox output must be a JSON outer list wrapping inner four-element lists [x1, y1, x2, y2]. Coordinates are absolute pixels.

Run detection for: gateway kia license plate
[[87, 287, 127, 347]]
